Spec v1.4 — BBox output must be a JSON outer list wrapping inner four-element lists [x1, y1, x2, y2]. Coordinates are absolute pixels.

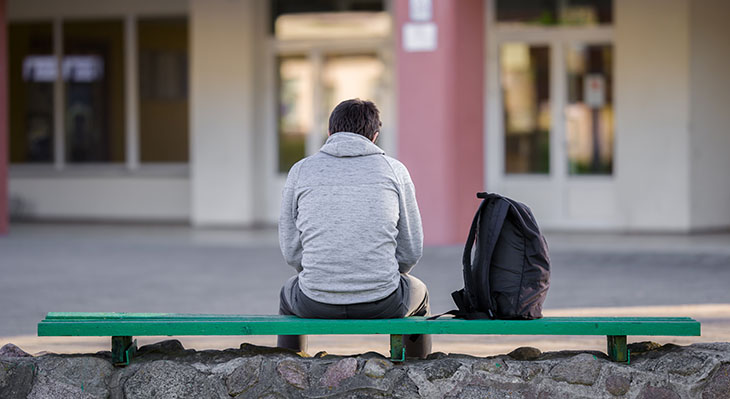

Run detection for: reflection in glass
[[9, 22, 54, 163], [496, 0, 612, 26], [138, 18, 189, 163], [64, 20, 125, 163], [500, 43, 550, 174], [278, 57, 313, 172], [322, 54, 384, 138], [565, 44, 613, 175]]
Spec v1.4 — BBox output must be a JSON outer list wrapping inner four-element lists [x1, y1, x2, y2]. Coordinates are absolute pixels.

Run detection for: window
[[496, 0, 613, 26], [500, 43, 550, 174], [9, 18, 190, 167], [9, 22, 54, 163], [278, 56, 313, 173], [64, 20, 125, 163], [138, 18, 189, 163]]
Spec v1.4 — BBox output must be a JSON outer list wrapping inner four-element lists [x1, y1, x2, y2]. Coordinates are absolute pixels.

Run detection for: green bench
[[38, 312, 700, 366]]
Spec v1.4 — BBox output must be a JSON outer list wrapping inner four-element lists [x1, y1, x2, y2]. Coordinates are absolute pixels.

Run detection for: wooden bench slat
[[38, 315, 701, 337], [43, 312, 694, 322]]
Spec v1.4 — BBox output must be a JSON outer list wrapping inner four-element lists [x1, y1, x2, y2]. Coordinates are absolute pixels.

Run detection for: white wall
[[9, 176, 189, 221], [688, 0, 730, 230], [190, 0, 257, 226], [615, 0, 692, 230]]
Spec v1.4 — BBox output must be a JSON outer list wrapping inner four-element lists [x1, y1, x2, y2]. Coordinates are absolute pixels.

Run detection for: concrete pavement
[[1, 223, 729, 356]]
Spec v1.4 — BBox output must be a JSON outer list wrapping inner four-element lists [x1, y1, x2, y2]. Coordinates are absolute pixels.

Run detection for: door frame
[[261, 13, 396, 222], [484, 0, 617, 229]]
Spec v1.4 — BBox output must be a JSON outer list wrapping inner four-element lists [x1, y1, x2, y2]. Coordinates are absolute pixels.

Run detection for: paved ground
[[2, 223, 730, 356]]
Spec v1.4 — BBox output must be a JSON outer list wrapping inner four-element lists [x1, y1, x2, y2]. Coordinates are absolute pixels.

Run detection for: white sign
[[584, 74, 606, 108], [402, 22, 437, 52], [409, 0, 432, 21], [23, 55, 105, 83]]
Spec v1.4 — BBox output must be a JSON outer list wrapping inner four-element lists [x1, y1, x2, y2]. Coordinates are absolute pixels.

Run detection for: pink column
[[395, 0, 484, 245], [0, 0, 7, 235]]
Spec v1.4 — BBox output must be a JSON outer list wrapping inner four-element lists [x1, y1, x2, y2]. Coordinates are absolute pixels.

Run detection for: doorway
[[263, 8, 394, 220], [485, 0, 618, 229]]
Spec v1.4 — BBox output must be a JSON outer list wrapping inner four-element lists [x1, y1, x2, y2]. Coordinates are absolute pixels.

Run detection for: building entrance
[[263, 8, 394, 221], [486, 0, 618, 229]]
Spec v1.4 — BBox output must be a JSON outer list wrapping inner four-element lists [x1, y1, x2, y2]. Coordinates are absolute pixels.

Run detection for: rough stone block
[[29, 356, 113, 399], [0, 360, 35, 399], [424, 358, 462, 381], [0, 344, 32, 358], [363, 358, 393, 379], [605, 374, 631, 396], [225, 356, 262, 396], [320, 357, 358, 388], [276, 359, 309, 389], [508, 346, 542, 361], [550, 353, 603, 386], [123, 360, 227, 398], [702, 363, 730, 399], [638, 385, 680, 399]]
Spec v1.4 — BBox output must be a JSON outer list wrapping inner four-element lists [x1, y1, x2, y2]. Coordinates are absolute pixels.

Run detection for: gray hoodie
[[279, 132, 424, 305]]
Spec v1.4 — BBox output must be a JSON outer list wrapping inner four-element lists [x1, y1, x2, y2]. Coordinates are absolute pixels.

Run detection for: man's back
[[279, 132, 423, 305]]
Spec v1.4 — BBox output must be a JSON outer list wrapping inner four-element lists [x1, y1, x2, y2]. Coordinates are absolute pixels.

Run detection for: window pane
[[497, 0, 558, 24], [501, 43, 550, 174], [565, 44, 613, 175], [278, 56, 313, 172], [9, 22, 54, 163], [138, 18, 189, 163], [562, 0, 612, 25], [496, 0, 612, 26], [64, 20, 125, 163]]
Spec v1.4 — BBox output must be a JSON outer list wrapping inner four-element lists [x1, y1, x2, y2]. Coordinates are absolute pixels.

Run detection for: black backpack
[[450, 192, 550, 320]]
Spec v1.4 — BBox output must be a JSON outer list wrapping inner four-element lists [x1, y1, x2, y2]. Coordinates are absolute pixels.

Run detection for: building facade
[[2, 0, 729, 244]]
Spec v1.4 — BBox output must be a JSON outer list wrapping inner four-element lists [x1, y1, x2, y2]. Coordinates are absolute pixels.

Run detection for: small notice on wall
[[403, 22, 437, 52], [584, 74, 606, 108], [409, 0, 433, 21]]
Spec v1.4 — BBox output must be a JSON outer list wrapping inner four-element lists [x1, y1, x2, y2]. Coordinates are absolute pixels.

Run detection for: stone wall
[[1, 341, 729, 398]]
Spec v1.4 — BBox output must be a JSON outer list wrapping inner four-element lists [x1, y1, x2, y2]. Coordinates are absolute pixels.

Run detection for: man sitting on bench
[[277, 99, 431, 358]]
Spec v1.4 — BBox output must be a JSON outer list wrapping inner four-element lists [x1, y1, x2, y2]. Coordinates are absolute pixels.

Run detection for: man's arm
[[395, 168, 424, 274], [278, 163, 303, 272]]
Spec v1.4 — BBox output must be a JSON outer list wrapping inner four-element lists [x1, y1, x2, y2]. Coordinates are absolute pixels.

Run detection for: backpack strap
[[477, 195, 510, 317], [458, 197, 487, 315], [426, 309, 492, 320]]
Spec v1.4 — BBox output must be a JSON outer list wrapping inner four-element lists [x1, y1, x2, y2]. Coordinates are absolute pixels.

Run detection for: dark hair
[[328, 99, 382, 140]]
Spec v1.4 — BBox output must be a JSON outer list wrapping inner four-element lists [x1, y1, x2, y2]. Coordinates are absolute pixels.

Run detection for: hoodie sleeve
[[393, 163, 424, 273], [278, 162, 303, 272]]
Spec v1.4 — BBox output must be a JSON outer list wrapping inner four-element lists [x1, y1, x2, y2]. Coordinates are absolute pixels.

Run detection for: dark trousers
[[277, 274, 432, 359]]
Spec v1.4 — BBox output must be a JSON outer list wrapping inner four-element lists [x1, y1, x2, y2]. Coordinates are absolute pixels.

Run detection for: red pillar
[[0, 0, 7, 235], [396, 0, 484, 245]]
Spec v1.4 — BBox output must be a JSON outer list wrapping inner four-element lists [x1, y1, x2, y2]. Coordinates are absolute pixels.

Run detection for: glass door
[[500, 43, 551, 175], [487, 0, 616, 228], [565, 43, 614, 175]]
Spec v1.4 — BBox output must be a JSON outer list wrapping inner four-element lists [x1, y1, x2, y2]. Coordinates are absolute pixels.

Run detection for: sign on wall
[[409, 0, 432, 21], [403, 0, 436, 52], [403, 23, 437, 52], [584, 74, 606, 108]]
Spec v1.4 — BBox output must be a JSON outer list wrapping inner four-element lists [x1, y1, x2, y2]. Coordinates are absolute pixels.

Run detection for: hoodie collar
[[319, 132, 385, 158]]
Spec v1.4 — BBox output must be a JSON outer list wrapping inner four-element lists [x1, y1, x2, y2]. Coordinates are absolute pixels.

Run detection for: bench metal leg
[[390, 334, 405, 362], [607, 335, 629, 363], [112, 336, 137, 367]]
